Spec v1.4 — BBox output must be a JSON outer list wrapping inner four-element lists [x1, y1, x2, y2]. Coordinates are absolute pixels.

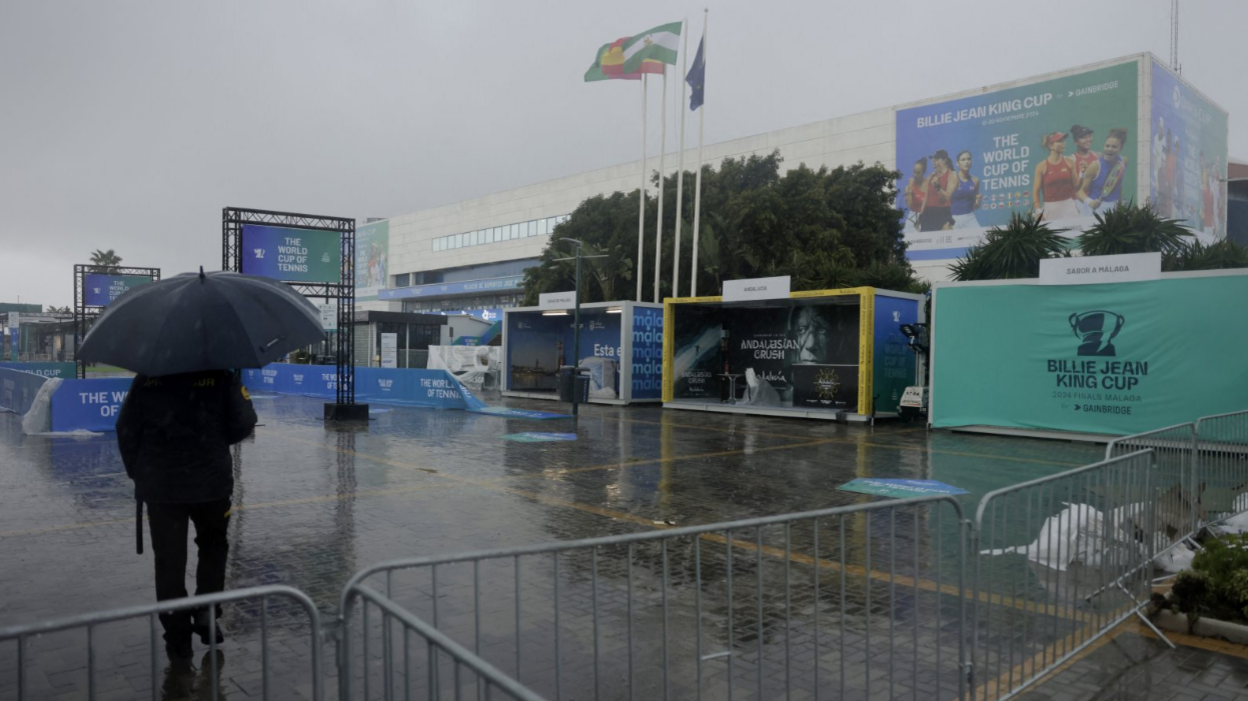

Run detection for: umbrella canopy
[[78, 269, 328, 376]]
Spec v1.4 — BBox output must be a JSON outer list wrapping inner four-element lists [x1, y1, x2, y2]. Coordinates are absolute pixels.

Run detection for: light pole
[[554, 238, 606, 417]]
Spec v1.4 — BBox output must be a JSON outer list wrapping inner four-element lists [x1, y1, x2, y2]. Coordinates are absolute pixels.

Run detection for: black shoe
[[165, 638, 194, 661], [191, 611, 225, 645]]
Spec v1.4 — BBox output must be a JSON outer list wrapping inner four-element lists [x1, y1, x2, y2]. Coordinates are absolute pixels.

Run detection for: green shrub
[[1166, 534, 1248, 624]]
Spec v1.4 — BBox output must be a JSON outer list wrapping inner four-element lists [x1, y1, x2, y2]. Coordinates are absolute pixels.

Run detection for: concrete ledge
[[1153, 609, 1248, 644]]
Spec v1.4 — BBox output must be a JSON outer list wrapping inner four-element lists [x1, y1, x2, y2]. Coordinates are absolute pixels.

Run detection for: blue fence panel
[[0, 367, 51, 415], [51, 378, 133, 432], [242, 364, 572, 418]]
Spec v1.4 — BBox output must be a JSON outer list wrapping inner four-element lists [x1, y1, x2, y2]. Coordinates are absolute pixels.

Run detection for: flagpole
[[637, 74, 647, 302], [690, 10, 707, 297], [654, 68, 667, 304], [672, 18, 688, 299]]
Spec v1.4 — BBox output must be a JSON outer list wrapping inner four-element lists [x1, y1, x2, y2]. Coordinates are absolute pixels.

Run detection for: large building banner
[[1150, 59, 1229, 242], [356, 220, 390, 300], [896, 61, 1139, 262], [932, 274, 1248, 436]]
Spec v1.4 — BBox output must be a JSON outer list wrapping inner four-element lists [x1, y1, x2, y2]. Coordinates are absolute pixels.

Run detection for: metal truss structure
[[73, 265, 161, 379], [222, 207, 356, 406]]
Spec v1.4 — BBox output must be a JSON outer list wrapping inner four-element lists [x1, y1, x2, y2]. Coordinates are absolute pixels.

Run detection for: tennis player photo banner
[[895, 60, 1139, 262]]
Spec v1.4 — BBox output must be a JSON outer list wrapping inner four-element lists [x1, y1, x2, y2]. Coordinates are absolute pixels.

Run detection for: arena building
[[357, 53, 1232, 314]]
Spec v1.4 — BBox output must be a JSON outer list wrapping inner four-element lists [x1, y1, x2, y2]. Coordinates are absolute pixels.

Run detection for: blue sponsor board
[[51, 378, 134, 432], [838, 478, 968, 498], [242, 364, 572, 418], [379, 277, 523, 300], [872, 296, 920, 412], [631, 306, 664, 399]]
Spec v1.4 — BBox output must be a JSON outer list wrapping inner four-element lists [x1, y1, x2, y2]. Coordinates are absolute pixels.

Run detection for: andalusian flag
[[585, 37, 663, 82], [620, 22, 681, 74]]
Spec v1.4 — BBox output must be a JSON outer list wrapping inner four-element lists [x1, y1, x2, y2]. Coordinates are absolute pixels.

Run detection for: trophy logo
[[1068, 310, 1125, 357], [814, 368, 840, 401], [254, 248, 265, 259]]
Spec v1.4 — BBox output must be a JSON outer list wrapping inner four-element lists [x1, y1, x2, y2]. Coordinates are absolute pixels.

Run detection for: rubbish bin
[[558, 366, 590, 403]]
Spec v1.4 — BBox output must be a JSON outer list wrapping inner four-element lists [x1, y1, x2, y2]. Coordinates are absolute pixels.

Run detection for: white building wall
[[381, 53, 1165, 293]]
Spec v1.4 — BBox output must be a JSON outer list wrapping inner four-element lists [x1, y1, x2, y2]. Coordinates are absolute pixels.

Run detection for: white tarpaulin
[[428, 345, 500, 389], [578, 357, 618, 399]]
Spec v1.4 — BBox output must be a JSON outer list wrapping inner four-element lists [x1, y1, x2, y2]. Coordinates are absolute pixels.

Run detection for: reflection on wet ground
[[2, 394, 1243, 699]]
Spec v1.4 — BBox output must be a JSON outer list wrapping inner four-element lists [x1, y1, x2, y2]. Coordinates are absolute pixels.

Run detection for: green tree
[[89, 249, 123, 271], [522, 151, 920, 304], [44, 305, 71, 314], [1076, 200, 1192, 256], [949, 212, 1070, 281]]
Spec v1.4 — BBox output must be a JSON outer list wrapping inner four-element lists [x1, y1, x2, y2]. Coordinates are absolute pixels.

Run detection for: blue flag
[[686, 36, 705, 111]]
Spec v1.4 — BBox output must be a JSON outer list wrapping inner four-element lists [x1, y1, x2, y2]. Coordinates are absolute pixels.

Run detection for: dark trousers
[[147, 499, 232, 641]]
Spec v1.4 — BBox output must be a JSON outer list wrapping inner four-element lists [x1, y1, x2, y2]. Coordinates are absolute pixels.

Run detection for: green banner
[[932, 274, 1248, 436]]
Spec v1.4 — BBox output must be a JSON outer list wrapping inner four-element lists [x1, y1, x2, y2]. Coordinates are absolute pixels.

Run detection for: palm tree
[[949, 212, 1069, 281], [89, 249, 123, 271], [1076, 201, 1192, 256]]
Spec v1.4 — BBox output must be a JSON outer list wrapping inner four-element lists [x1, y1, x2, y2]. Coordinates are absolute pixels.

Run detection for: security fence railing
[[339, 495, 969, 701], [1194, 410, 1248, 528], [0, 585, 324, 701], [5, 411, 1248, 701], [969, 450, 1163, 701]]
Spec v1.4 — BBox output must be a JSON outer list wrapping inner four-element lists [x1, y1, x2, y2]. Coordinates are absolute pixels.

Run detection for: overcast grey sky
[[2, 0, 1244, 307]]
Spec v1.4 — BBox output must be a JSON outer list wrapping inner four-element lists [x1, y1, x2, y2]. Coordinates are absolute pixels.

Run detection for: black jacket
[[116, 370, 257, 503]]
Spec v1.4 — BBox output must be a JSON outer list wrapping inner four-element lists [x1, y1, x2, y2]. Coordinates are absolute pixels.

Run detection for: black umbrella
[[78, 269, 327, 376]]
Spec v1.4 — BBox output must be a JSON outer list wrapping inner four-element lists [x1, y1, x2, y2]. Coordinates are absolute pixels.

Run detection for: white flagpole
[[690, 10, 707, 297], [654, 68, 667, 304], [672, 19, 688, 299], [637, 74, 647, 302]]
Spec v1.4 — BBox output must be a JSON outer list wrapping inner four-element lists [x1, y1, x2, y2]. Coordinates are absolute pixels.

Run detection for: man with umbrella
[[80, 269, 325, 661], [117, 369, 256, 659]]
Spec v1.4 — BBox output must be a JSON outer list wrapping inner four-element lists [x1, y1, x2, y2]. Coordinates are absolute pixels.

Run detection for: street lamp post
[[555, 238, 606, 418]]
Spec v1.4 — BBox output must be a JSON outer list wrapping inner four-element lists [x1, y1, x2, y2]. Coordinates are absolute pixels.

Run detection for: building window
[[393, 273, 411, 288]]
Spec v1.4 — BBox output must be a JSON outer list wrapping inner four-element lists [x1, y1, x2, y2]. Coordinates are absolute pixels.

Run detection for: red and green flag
[[584, 21, 682, 82], [585, 37, 662, 82]]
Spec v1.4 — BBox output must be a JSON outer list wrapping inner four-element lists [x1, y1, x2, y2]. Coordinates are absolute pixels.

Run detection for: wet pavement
[[1, 392, 1243, 699]]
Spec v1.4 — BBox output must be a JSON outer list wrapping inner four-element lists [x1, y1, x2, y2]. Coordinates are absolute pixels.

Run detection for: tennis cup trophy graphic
[[1068, 311, 1125, 357]]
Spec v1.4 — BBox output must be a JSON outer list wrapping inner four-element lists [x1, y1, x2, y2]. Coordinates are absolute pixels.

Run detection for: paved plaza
[[2, 393, 1247, 699]]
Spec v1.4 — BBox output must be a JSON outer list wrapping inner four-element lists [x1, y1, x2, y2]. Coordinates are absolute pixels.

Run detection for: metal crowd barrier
[[7, 411, 1248, 701], [1194, 410, 1248, 527], [1105, 423, 1200, 539], [338, 496, 969, 701], [0, 585, 323, 701], [969, 450, 1166, 701]]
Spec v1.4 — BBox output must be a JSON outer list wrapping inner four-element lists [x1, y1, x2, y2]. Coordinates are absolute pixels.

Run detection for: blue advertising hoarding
[[1150, 59, 1229, 243], [241, 364, 570, 418], [631, 306, 663, 399], [379, 277, 523, 301], [240, 224, 343, 283], [51, 378, 133, 432], [895, 61, 1139, 261]]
